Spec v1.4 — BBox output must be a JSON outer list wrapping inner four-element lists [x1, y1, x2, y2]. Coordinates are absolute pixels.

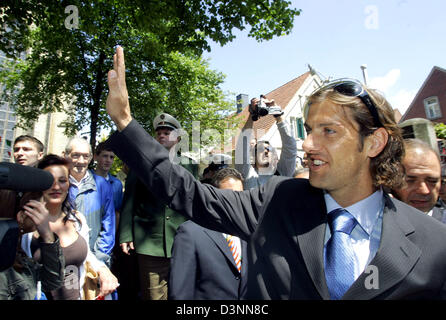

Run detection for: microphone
[[0, 162, 54, 192]]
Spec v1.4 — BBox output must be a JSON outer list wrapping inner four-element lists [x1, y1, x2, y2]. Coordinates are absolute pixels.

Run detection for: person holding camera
[[0, 166, 65, 300], [235, 95, 297, 189]]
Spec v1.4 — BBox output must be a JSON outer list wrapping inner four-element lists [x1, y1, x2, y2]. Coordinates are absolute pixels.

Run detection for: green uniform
[[119, 156, 198, 257]]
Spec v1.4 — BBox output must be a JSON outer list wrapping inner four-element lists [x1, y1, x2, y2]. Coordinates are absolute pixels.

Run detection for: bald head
[[393, 139, 441, 213]]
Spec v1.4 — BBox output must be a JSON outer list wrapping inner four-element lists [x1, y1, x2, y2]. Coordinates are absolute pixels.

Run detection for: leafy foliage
[[0, 0, 301, 150], [434, 122, 446, 139]]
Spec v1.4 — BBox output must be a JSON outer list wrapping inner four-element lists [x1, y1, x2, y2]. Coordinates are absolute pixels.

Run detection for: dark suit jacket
[[109, 120, 446, 300], [432, 199, 446, 224], [169, 221, 248, 300]]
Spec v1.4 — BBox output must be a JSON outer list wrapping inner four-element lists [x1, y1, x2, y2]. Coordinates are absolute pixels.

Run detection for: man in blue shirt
[[93, 142, 123, 224], [64, 137, 115, 266]]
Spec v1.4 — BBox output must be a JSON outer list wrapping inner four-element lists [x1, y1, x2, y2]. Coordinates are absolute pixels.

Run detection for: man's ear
[[37, 152, 44, 160], [367, 127, 388, 158]]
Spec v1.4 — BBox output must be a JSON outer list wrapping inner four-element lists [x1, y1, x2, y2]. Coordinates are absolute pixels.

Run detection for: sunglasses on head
[[310, 79, 383, 128]]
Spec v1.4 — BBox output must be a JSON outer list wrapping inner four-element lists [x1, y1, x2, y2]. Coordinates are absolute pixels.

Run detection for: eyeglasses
[[309, 79, 383, 128], [70, 152, 91, 160]]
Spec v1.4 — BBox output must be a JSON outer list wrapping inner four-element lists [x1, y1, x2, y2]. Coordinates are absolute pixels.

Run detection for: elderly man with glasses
[[104, 46, 446, 300], [64, 137, 115, 267]]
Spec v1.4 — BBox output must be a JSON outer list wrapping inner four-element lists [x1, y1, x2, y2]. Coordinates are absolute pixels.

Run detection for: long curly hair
[[305, 85, 405, 190]]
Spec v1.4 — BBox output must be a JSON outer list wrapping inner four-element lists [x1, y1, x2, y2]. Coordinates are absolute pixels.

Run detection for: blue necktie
[[324, 208, 358, 300]]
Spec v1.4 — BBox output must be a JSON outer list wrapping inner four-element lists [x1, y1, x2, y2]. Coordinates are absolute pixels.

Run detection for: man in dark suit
[[169, 168, 248, 300], [105, 46, 446, 299], [439, 164, 446, 202], [393, 138, 446, 223]]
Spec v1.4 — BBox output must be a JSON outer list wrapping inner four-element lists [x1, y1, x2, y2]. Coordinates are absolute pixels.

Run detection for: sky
[[202, 0, 446, 116]]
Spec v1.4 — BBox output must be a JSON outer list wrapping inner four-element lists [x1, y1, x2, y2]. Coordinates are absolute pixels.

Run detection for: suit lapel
[[295, 187, 330, 300], [241, 240, 248, 278], [432, 206, 443, 222], [343, 196, 421, 299], [203, 228, 239, 272]]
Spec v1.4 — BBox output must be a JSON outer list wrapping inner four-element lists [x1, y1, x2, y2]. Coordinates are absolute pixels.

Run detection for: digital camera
[[249, 95, 283, 121]]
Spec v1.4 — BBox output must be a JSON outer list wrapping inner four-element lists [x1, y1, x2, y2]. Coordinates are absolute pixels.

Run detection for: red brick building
[[400, 66, 446, 124]]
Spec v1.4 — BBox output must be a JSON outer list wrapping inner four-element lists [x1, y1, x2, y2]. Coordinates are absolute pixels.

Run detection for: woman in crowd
[[21, 154, 119, 300], [0, 188, 64, 300]]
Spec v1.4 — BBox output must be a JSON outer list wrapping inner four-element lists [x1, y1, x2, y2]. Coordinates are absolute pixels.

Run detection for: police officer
[[117, 112, 198, 300]]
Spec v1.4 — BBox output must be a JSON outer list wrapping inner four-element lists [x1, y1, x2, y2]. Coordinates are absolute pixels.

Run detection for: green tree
[[0, 0, 301, 149], [434, 123, 446, 139]]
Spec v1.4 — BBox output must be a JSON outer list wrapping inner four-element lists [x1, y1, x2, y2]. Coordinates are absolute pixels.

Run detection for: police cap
[[153, 113, 181, 131]]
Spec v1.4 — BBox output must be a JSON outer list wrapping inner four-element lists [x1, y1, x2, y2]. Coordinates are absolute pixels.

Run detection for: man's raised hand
[[106, 46, 133, 131]]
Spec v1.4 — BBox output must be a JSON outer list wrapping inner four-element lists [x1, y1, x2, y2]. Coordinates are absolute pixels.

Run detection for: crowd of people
[[1, 104, 296, 300], [2, 46, 446, 300]]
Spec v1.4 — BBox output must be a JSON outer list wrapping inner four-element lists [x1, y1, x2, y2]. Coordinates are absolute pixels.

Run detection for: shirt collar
[[69, 169, 93, 187], [324, 188, 384, 236]]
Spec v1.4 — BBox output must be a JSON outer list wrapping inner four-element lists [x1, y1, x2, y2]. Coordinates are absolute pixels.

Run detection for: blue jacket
[[106, 173, 123, 212], [68, 170, 115, 266]]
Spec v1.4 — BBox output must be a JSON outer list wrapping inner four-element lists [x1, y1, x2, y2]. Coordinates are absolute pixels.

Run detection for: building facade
[[400, 66, 446, 124], [13, 111, 72, 158]]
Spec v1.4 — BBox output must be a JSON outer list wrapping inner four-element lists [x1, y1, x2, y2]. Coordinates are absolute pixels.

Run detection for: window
[[5, 130, 13, 140], [401, 125, 415, 139], [424, 96, 442, 120], [296, 118, 305, 139]]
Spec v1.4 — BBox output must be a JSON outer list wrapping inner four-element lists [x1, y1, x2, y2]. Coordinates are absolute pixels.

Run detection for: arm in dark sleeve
[[108, 120, 272, 240], [38, 236, 65, 292], [168, 223, 197, 300], [118, 170, 137, 244]]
